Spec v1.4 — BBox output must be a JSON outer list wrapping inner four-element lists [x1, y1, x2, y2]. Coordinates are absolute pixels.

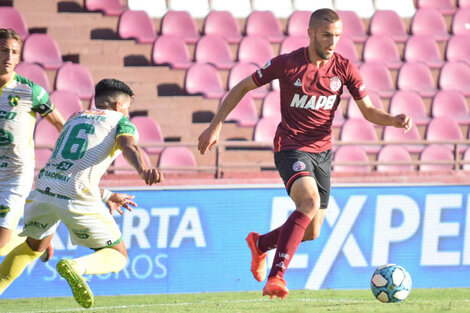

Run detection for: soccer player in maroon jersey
[[197, 9, 412, 299]]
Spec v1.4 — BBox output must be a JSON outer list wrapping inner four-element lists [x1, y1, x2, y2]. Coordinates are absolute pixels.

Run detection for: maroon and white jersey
[[252, 47, 368, 152]]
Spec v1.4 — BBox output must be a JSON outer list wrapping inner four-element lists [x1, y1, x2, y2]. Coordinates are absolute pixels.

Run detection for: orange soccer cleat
[[262, 275, 289, 299], [245, 232, 267, 282]]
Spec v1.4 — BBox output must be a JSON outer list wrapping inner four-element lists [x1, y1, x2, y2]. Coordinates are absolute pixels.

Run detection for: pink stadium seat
[[359, 62, 395, 98], [287, 11, 310, 37], [22, 34, 63, 70], [261, 90, 281, 119], [432, 90, 470, 125], [337, 11, 367, 43], [161, 11, 200, 44], [347, 91, 384, 119], [50, 90, 84, 120], [419, 144, 454, 171], [389, 90, 430, 126], [446, 34, 470, 64], [55, 62, 95, 100], [417, 0, 457, 15], [280, 36, 309, 55], [130, 116, 164, 154], [253, 117, 279, 143], [404, 35, 444, 69], [333, 145, 371, 173], [225, 93, 259, 127], [85, 0, 124, 16], [113, 150, 152, 174], [245, 11, 285, 43], [426, 116, 464, 143], [34, 119, 60, 147], [452, 8, 470, 35], [118, 10, 157, 44], [439, 61, 470, 96], [158, 146, 197, 170], [228, 62, 268, 99], [0, 7, 29, 40], [363, 35, 402, 69], [151, 35, 192, 70], [411, 8, 449, 41], [340, 118, 380, 154], [15, 62, 51, 92], [203, 11, 242, 44], [382, 125, 424, 154], [195, 35, 234, 70], [369, 10, 408, 42], [34, 148, 52, 171], [461, 0, 470, 8], [185, 63, 225, 98], [397, 62, 437, 97], [376, 145, 414, 172], [335, 36, 360, 65], [238, 35, 274, 68]]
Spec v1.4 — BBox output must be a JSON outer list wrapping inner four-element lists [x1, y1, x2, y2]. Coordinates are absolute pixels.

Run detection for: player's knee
[[298, 196, 320, 216]]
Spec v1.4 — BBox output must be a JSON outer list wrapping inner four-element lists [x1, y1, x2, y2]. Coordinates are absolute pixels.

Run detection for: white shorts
[[21, 190, 122, 249], [0, 171, 34, 230]]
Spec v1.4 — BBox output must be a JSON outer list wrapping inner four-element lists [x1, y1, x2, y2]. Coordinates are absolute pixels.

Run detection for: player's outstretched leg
[[57, 259, 94, 308], [245, 232, 267, 282], [262, 275, 289, 299]]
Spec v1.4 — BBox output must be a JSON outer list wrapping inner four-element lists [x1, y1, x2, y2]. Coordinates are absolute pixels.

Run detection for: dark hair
[[94, 78, 134, 109], [309, 8, 340, 29], [0, 28, 22, 46]]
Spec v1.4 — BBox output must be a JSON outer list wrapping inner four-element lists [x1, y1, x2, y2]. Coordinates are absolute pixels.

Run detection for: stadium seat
[[280, 36, 309, 55], [374, 0, 416, 18], [185, 63, 225, 99], [169, 0, 210, 18], [336, 11, 367, 43], [210, 0, 252, 18], [389, 90, 430, 126], [359, 62, 395, 98], [376, 145, 414, 172], [15, 62, 51, 92], [382, 124, 424, 154], [238, 35, 274, 68], [34, 119, 60, 147], [452, 8, 470, 35], [55, 62, 95, 100], [0, 7, 29, 40], [287, 11, 310, 37], [438, 61, 470, 96], [335, 0, 375, 18], [195, 35, 234, 70], [404, 35, 444, 69], [245, 11, 285, 43], [22, 34, 63, 70], [228, 62, 268, 99], [426, 116, 464, 153], [446, 34, 470, 64], [340, 118, 380, 154], [333, 145, 371, 173], [261, 90, 281, 119], [432, 90, 470, 125], [411, 8, 449, 41], [158, 146, 197, 170], [292, 0, 334, 11], [419, 144, 454, 171], [347, 91, 384, 119], [363, 35, 402, 69], [253, 117, 279, 143], [34, 148, 52, 171], [118, 10, 157, 44], [151, 35, 192, 70], [397, 62, 437, 97], [252, 0, 293, 18], [461, 0, 470, 8], [369, 10, 408, 43], [417, 0, 457, 15], [128, 0, 167, 17], [225, 93, 259, 127], [335, 36, 360, 65], [50, 90, 84, 120], [203, 11, 242, 44], [161, 11, 200, 44], [130, 116, 164, 154], [85, 0, 124, 16]]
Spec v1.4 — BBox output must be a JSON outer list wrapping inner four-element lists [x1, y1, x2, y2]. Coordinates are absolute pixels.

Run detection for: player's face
[[310, 20, 342, 60], [0, 38, 21, 76]]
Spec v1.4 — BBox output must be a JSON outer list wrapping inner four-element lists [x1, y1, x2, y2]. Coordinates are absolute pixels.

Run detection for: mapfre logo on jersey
[[330, 77, 342, 92]]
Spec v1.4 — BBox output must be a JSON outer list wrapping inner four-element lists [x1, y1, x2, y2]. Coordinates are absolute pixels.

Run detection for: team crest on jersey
[[330, 77, 342, 92], [292, 161, 306, 172], [8, 95, 20, 107]]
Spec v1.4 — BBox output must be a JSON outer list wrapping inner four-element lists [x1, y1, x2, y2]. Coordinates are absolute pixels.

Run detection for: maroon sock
[[257, 226, 281, 252], [268, 211, 311, 278]]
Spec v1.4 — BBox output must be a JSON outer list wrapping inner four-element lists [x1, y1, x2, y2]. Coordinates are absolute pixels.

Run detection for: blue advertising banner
[[2, 184, 470, 298]]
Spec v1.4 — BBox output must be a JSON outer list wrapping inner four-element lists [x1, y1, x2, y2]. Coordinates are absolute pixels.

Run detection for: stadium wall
[[2, 183, 470, 298]]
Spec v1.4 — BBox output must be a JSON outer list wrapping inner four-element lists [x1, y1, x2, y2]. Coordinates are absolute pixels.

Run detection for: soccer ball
[[370, 264, 412, 303]]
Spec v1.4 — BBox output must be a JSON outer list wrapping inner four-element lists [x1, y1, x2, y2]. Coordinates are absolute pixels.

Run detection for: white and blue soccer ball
[[370, 264, 412, 303]]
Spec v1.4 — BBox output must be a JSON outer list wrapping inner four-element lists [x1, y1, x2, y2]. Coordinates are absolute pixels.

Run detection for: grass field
[[1, 288, 469, 313]]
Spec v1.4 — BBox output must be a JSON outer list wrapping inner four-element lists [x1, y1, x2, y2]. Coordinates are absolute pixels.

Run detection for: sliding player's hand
[[141, 168, 164, 185], [106, 193, 137, 215]]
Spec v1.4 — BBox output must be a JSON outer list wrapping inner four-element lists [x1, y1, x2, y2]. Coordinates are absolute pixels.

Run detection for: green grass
[[1, 288, 469, 313]]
